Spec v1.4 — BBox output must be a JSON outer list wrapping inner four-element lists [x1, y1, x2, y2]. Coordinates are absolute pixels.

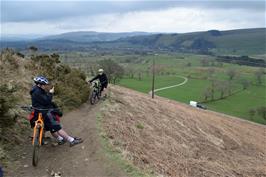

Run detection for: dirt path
[[148, 75, 188, 95], [9, 102, 127, 177]]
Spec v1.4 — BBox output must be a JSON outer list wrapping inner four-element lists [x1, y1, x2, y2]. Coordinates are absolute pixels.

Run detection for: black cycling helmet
[[33, 76, 49, 85]]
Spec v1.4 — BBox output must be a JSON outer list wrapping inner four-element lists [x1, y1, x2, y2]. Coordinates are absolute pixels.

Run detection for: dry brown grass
[[0, 51, 34, 104], [100, 85, 266, 177]]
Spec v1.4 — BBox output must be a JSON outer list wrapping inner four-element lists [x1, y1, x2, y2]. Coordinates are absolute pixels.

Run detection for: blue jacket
[[30, 85, 53, 110]]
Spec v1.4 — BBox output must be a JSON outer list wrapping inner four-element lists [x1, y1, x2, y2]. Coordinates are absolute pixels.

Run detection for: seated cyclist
[[89, 69, 108, 98], [29, 76, 83, 147]]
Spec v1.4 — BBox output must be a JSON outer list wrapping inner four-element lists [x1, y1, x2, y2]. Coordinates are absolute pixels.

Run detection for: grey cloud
[[1, 1, 265, 23]]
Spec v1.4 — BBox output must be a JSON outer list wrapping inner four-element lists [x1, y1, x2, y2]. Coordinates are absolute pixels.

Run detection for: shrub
[[257, 106, 266, 120], [30, 53, 90, 110], [0, 84, 17, 128]]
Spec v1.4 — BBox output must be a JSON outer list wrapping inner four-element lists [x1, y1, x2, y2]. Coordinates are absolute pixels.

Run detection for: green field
[[119, 75, 185, 93], [117, 53, 266, 125]]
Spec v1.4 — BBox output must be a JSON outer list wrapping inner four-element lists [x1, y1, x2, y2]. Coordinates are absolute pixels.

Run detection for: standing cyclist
[[89, 69, 108, 98], [29, 76, 83, 147]]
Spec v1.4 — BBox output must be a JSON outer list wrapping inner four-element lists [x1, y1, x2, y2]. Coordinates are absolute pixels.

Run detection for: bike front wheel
[[32, 127, 40, 167], [90, 90, 98, 105]]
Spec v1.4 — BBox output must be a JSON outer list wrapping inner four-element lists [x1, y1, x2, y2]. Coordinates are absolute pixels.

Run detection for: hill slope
[[116, 28, 266, 55], [42, 31, 150, 42], [1, 28, 265, 55], [100, 85, 266, 177]]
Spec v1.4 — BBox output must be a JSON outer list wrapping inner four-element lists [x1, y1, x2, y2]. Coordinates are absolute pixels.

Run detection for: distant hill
[[41, 31, 150, 43], [115, 28, 266, 55], [1, 28, 265, 55]]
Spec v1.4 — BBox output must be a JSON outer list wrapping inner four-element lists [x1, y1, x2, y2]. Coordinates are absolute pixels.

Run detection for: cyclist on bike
[[29, 76, 83, 147], [89, 69, 108, 98]]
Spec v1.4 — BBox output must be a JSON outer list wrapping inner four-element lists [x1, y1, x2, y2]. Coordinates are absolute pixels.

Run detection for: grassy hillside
[[99, 85, 266, 177], [209, 28, 266, 55]]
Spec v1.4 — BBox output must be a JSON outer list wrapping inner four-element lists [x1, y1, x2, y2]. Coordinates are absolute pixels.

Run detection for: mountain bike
[[21, 106, 60, 167], [89, 81, 102, 105], [31, 111, 44, 166]]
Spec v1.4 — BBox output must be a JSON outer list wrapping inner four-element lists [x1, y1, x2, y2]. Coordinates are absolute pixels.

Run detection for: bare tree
[[210, 79, 218, 100], [217, 81, 229, 99], [254, 68, 264, 85], [203, 87, 212, 101], [150, 64, 164, 75], [240, 79, 250, 90], [98, 59, 124, 84], [200, 58, 210, 67], [207, 68, 216, 79], [227, 81, 233, 95], [138, 72, 142, 80], [226, 68, 237, 80], [124, 65, 135, 79]]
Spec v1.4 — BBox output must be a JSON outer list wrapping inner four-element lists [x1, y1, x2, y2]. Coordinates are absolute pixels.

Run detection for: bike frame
[[32, 113, 44, 146]]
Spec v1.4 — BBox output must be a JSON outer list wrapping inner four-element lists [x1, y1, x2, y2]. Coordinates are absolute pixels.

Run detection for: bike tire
[[32, 127, 40, 167], [90, 91, 97, 105]]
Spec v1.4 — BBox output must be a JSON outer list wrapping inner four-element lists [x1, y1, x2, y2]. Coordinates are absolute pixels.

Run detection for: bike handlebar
[[20, 105, 60, 112]]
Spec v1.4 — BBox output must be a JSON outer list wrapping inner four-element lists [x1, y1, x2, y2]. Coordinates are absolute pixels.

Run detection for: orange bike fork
[[32, 113, 44, 145]]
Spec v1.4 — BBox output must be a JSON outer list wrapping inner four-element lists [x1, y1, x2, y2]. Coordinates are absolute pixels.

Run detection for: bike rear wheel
[[90, 90, 98, 105], [32, 127, 40, 167]]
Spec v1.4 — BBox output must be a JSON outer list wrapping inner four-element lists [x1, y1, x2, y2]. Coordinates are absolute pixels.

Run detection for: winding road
[[149, 75, 188, 95]]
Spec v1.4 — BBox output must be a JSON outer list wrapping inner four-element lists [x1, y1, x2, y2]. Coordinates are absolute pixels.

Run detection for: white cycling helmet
[[33, 76, 49, 85], [98, 69, 104, 73]]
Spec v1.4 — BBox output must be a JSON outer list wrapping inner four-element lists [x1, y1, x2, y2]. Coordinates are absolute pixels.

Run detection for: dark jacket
[[90, 73, 108, 85], [30, 85, 53, 109]]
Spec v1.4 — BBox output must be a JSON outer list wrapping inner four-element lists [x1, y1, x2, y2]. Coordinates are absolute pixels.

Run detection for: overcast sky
[[1, 0, 265, 36]]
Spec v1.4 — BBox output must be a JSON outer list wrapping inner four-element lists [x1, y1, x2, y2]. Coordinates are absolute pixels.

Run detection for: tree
[[29, 46, 38, 52], [226, 68, 237, 80], [125, 66, 135, 79], [150, 64, 164, 75], [248, 108, 256, 119], [200, 58, 210, 67], [207, 68, 215, 79], [254, 68, 264, 85], [210, 79, 218, 100], [98, 59, 124, 84], [202, 87, 212, 101], [257, 106, 266, 120], [28, 46, 38, 57], [240, 79, 249, 90], [186, 62, 192, 67], [217, 81, 229, 99], [138, 72, 142, 80]]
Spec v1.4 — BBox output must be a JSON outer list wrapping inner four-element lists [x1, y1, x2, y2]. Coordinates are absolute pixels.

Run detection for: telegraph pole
[[151, 54, 157, 99], [151, 57, 155, 98]]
